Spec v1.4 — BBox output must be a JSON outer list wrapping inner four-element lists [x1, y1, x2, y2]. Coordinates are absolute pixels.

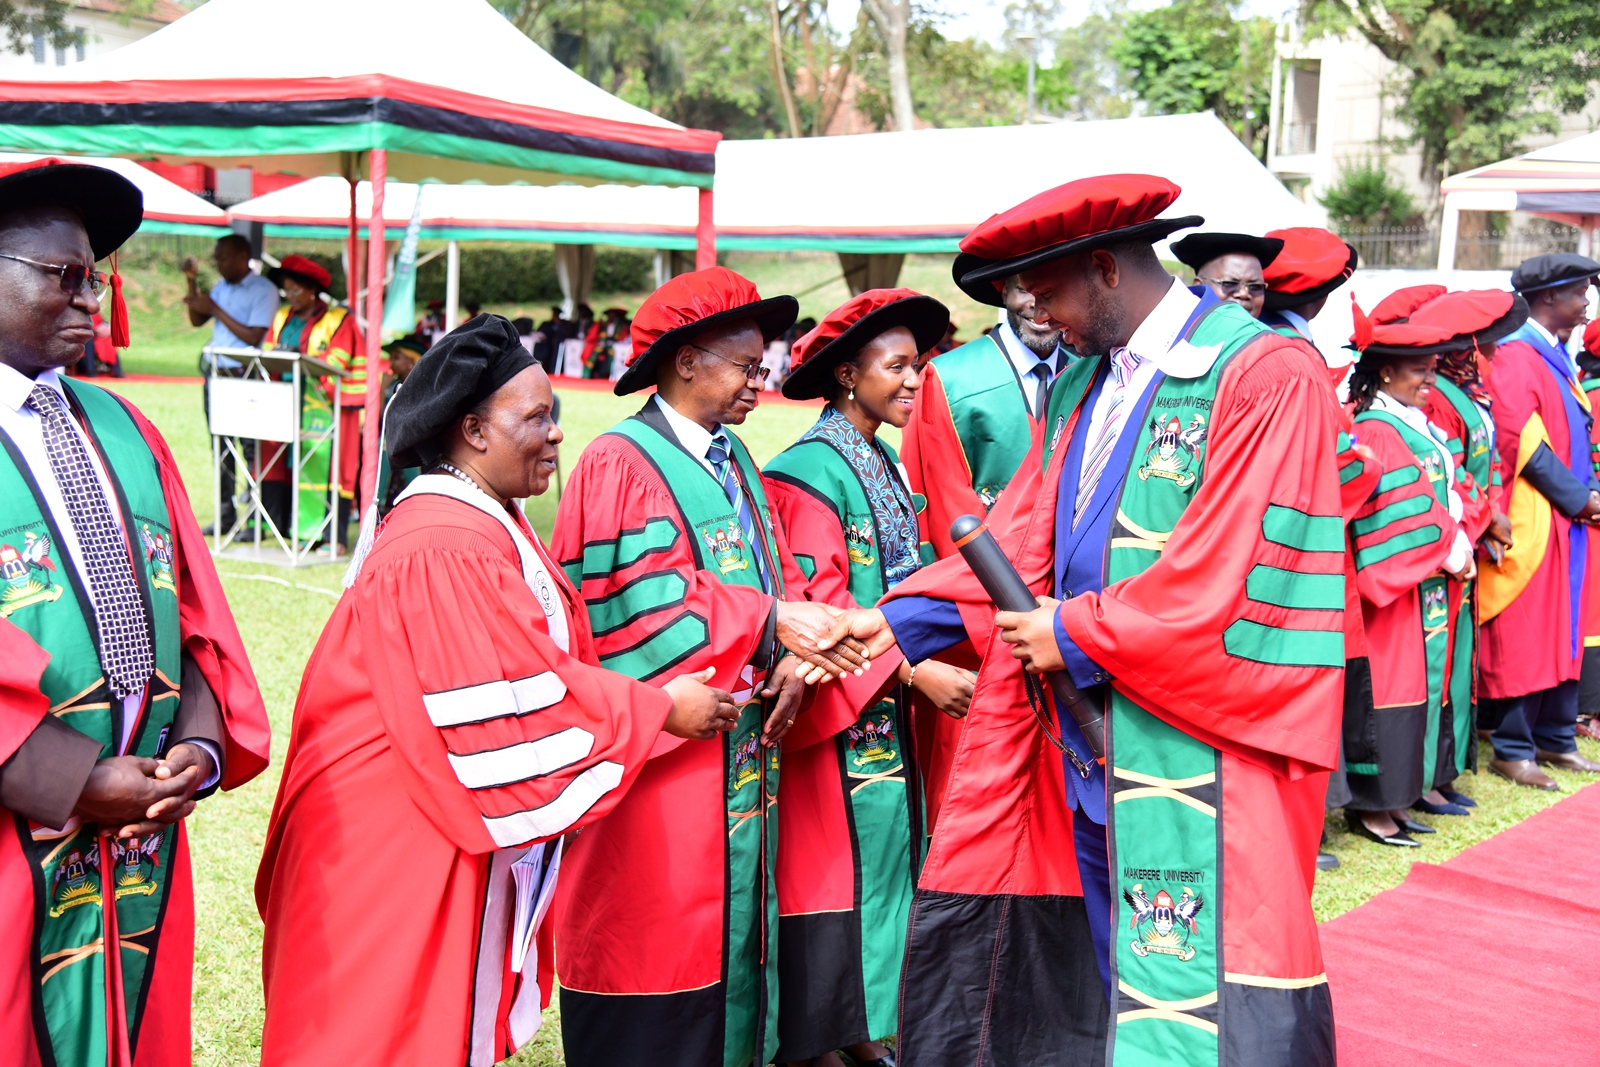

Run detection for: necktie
[[1074, 347, 1144, 528], [25, 385, 153, 699], [707, 432, 771, 593], [1030, 360, 1053, 420]]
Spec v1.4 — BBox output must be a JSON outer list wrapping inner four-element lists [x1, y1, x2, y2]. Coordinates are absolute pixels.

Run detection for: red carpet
[[1322, 783, 1600, 1066]]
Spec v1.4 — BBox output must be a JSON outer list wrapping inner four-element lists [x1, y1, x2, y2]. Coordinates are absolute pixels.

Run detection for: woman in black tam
[[257, 314, 741, 1065]]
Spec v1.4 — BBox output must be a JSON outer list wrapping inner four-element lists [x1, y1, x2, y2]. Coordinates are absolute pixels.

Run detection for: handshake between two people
[[660, 600, 979, 750]]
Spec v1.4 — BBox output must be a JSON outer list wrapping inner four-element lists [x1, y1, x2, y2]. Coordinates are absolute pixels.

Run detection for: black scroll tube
[[950, 514, 1107, 767]]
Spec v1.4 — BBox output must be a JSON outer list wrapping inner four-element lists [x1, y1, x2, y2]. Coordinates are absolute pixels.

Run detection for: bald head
[[0, 205, 100, 378]]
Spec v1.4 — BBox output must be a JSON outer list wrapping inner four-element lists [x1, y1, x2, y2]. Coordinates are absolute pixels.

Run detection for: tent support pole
[[696, 188, 716, 270], [445, 240, 460, 329], [358, 149, 388, 516], [1437, 195, 1460, 271], [346, 177, 360, 316]]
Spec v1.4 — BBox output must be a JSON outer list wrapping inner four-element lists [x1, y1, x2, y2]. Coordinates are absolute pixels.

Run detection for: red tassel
[[1349, 292, 1372, 351], [109, 251, 129, 348]]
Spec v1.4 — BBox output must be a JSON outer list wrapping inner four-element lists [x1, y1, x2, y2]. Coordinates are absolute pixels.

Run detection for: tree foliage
[[1111, 0, 1274, 157], [1, 0, 83, 55], [1317, 159, 1422, 227], [1300, 0, 1600, 181]]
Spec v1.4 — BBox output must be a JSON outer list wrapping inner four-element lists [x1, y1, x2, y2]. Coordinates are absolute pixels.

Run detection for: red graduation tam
[[1261, 227, 1358, 312], [1351, 287, 1527, 358], [952, 174, 1202, 307], [616, 266, 797, 396], [268, 254, 333, 293], [0, 158, 143, 347], [1584, 318, 1600, 357], [782, 288, 949, 400]]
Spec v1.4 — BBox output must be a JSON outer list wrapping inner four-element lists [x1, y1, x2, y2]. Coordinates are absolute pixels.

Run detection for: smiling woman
[[254, 313, 740, 1067]]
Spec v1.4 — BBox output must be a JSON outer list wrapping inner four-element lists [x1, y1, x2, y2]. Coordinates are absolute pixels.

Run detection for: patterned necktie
[[1030, 360, 1053, 420], [707, 431, 771, 593], [1074, 347, 1144, 528], [25, 385, 153, 699]]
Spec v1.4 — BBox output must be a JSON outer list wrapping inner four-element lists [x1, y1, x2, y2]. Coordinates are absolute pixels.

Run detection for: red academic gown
[[882, 335, 1343, 1065], [256, 488, 670, 1067], [897, 359, 1026, 829], [0, 399, 270, 1067], [1479, 337, 1591, 698], [1345, 415, 1463, 809]]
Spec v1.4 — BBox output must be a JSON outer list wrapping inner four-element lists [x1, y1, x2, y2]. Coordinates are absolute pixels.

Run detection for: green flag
[[380, 186, 424, 340]]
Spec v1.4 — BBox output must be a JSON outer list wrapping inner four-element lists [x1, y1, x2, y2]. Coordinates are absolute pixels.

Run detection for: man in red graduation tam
[[0, 159, 270, 1067], [550, 267, 890, 1067], [825, 174, 1344, 1066], [1259, 226, 1358, 358]]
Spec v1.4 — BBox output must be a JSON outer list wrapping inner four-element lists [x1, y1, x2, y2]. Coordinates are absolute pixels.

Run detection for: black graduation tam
[[1511, 252, 1600, 294], [386, 314, 536, 468], [1169, 232, 1284, 272], [0, 159, 143, 260]]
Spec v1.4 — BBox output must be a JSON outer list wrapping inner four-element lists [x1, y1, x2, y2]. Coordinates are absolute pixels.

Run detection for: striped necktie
[[707, 431, 771, 593], [1074, 347, 1144, 528], [25, 384, 153, 699]]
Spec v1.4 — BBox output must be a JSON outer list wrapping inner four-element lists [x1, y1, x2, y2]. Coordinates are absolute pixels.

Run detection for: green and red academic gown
[[763, 429, 922, 1062], [0, 380, 270, 1067], [899, 333, 1036, 828], [1423, 379, 1499, 774], [551, 401, 793, 1067], [257, 479, 669, 1067], [884, 300, 1343, 1067], [1266, 313, 1383, 808], [1344, 408, 1468, 811], [1479, 326, 1596, 698]]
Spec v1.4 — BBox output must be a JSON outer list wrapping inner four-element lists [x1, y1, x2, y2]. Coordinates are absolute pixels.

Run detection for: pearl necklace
[[436, 461, 479, 490]]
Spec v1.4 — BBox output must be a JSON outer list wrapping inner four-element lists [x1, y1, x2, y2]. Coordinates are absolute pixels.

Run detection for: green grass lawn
[[99, 364, 1598, 1064]]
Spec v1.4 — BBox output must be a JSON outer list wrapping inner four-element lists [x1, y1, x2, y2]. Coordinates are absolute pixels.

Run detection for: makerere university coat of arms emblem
[[1125, 883, 1204, 961], [0, 532, 62, 617], [1137, 414, 1207, 488]]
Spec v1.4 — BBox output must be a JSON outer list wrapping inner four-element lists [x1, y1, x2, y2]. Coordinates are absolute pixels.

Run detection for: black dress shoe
[[1411, 798, 1470, 816], [1345, 811, 1420, 848], [1438, 788, 1477, 808], [1316, 850, 1340, 870], [846, 1054, 896, 1067], [1394, 816, 1436, 835]]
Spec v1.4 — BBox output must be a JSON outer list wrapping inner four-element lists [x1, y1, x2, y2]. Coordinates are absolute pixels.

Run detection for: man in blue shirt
[[182, 234, 279, 533]]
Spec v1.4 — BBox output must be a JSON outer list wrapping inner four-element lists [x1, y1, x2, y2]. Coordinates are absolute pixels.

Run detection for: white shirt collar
[[1279, 309, 1313, 339], [1123, 278, 1209, 378], [0, 361, 61, 413], [996, 318, 1053, 378], [1527, 317, 1559, 347], [653, 393, 718, 460]]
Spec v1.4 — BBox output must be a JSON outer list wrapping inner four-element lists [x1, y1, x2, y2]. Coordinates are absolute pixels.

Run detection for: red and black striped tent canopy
[[0, 0, 720, 191]]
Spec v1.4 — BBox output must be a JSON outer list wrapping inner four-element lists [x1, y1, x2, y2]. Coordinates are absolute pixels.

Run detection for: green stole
[[1353, 407, 1455, 786], [1433, 379, 1493, 778], [0, 379, 181, 1067], [764, 432, 931, 1041], [1042, 302, 1338, 1064], [603, 413, 783, 1067], [933, 335, 1035, 508]]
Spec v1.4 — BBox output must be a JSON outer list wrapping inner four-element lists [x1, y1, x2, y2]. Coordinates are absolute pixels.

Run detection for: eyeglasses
[[1198, 276, 1267, 298], [0, 253, 107, 296], [691, 343, 771, 382]]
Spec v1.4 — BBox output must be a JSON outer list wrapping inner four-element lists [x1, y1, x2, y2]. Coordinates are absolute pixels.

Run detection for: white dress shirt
[[994, 319, 1059, 418], [0, 363, 219, 783], [653, 393, 718, 474], [1077, 278, 1204, 459]]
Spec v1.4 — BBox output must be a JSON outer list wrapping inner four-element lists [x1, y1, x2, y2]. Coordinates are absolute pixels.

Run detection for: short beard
[[1071, 280, 1130, 358], [1006, 311, 1062, 357]]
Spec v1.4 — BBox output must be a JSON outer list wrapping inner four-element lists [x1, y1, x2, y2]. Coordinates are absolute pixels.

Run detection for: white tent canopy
[[1438, 131, 1600, 268], [0, 152, 227, 235], [712, 112, 1324, 253], [11, 0, 706, 189]]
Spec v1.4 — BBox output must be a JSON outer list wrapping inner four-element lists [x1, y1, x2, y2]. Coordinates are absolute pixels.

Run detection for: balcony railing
[[1279, 122, 1318, 157], [1336, 225, 1581, 270]]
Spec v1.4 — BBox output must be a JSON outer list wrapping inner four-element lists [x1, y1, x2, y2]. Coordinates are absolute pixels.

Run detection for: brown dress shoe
[[1489, 758, 1561, 791], [1576, 717, 1600, 742], [1536, 749, 1600, 773]]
